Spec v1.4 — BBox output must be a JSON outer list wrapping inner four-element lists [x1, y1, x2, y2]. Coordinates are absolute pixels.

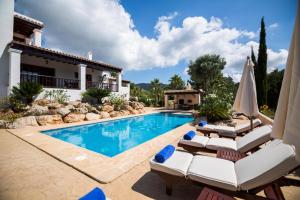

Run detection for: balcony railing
[[21, 73, 80, 89], [86, 81, 118, 92]]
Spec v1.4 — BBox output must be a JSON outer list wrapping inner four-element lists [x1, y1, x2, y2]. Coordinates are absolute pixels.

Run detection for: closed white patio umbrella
[[271, 2, 300, 161], [233, 56, 259, 129]]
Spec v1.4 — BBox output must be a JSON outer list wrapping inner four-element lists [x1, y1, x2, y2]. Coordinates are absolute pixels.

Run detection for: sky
[[15, 0, 297, 84]]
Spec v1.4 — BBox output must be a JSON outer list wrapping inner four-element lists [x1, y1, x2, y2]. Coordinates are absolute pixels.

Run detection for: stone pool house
[[0, 2, 130, 101], [164, 84, 201, 110]]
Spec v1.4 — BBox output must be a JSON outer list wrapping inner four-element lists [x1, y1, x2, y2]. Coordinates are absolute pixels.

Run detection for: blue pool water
[[42, 113, 193, 157]]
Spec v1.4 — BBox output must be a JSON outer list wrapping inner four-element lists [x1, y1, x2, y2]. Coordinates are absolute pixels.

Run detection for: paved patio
[[1, 117, 300, 199]]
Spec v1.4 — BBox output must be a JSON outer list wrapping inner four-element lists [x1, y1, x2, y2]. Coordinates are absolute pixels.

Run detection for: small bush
[[198, 78, 233, 122], [198, 93, 232, 122], [107, 94, 125, 111], [0, 97, 11, 111], [0, 111, 23, 122], [43, 89, 70, 104], [0, 96, 26, 113], [8, 97, 27, 112], [260, 104, 275, 119], [81, 88, 110, 104], [10, 82, 43, 104]]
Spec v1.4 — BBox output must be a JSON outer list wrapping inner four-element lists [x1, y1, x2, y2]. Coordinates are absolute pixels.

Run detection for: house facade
[[164, 84, 201, 110], [0, 1, 130, 101]]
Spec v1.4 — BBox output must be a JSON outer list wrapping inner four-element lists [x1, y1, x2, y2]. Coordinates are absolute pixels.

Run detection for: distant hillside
[[136, 83, 167, 90]]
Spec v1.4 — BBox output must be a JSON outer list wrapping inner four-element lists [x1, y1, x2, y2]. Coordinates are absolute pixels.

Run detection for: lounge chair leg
[[166, 183, 172, 195], [204, 133, 210, 137]]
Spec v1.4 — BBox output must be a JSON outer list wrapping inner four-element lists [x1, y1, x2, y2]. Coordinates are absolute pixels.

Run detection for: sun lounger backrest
[[237, 125, 272, 152], [235, 119, 261, 134], [235, 142, 299, 190]]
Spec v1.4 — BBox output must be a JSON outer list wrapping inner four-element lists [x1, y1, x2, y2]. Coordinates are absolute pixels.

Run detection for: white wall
[[21, 55, 130, 100], [0, 0, 14, 97], [22, 55, 79, 79], [86, 67, 102, 82], [36, 88, 83, 101], [119, 85, 130, 100]]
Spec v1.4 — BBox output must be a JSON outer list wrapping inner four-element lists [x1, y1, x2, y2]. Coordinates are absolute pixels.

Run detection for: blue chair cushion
[[155, 145, 175, 163], [183, 130, 196, 140], [79, 187, 106, 200], [199, 120, 208, 127]]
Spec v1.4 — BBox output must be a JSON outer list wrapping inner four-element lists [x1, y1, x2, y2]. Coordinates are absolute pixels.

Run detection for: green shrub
[[260, 104, 275, 119], [198, 78, 233, 122], [107, 94, 125, 111], [81, 88, 110, 104], [43, 89, 70, 104], [10, 82, 43, 104], [0, 97, 11, 110], [0, 111, 23, 122], [138, 95, 152, 107], [198, 93, 232, 122], [8, 97, 27, 112], [0, 96, 26, 113]]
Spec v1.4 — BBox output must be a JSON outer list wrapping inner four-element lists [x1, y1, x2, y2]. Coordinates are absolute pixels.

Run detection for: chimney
[[87, 51, 93, 60], [33, 29, 42, 47]]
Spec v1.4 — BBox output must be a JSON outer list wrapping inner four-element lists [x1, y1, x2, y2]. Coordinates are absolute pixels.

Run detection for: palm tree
[[168, 74, 185, 90], [130, 83, 142, 98], [150, 78, 163, 106]]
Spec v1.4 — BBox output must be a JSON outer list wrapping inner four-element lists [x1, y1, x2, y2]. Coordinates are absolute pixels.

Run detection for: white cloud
[[16, 0, 288, 81], [269, 23, 279, 29]]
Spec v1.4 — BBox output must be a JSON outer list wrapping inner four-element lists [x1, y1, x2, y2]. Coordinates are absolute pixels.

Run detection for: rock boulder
[[47, 102, 62, 109], [68, 101, 81, 107], [75, 107, 88, 114], [10, 116, 39, 128], [33, 99, 50, 106], [56, 107, 71, 117], [102, 105, 114, 113], [85, 113, 100, 121], [63, 113, 85, 123], [99, 111, 110, 119], [36, 115, 63, 126], [109, 111, 119, 118], [131, 109, 139, 115], [124, 105, 133, 112], [25, 104, 49, 116]]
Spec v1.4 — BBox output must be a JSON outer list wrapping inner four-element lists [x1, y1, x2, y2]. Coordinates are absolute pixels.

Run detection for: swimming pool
[[42, 112, 193, 157]]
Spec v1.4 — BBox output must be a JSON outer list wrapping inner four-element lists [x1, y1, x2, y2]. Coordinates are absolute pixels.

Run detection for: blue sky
[[16, 0, 297, 84], [121, 0, 297, 83]]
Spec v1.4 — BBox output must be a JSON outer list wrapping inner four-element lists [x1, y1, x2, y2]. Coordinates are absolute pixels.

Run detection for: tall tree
[[251, 46, 260, 98], [130, 83, 142, 98], [256, 17, 268, 106], [150, 78, 163, 106], [267, 69, 284, 109], [168, 74, 186, 90], [187, 54, 226, 92]]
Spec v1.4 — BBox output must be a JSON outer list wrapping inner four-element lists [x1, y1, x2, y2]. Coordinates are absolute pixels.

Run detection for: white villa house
[[0, 2, 130, 101]]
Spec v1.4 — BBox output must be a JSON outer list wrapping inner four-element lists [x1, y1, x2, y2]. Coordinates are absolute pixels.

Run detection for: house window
[[168, 95, 175, 100], [75, 73, 92, 81], [178, 99, 184, 104], [21, 64, 55, 76], [86, 74, 92, 82]]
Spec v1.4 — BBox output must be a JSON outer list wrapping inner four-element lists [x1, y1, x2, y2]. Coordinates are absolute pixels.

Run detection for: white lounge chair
[[197, 118, 262, 138], [150, 140, 299, 198], [179, 125, 272, 154]]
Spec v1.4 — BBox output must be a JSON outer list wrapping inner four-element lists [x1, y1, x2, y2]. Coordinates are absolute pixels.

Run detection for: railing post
[[117, 72, 122, 93], [78, 64, 86, 91]]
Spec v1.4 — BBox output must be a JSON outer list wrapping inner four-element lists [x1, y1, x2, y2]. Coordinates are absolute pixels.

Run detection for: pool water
[[42, 112, 193, 157]]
